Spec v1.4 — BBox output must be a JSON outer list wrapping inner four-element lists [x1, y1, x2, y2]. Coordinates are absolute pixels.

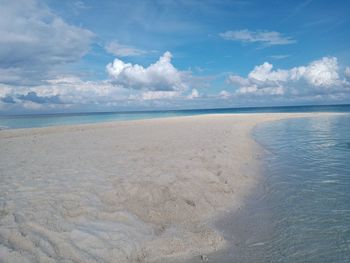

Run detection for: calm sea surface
[[251, 114, 350, 262], [184, 112, 350, 263], [212, 114, 350, 262], [1, 104, 350, 129]]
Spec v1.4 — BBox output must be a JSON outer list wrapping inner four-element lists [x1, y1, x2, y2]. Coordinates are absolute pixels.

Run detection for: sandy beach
[[0, 113, 339, 262]]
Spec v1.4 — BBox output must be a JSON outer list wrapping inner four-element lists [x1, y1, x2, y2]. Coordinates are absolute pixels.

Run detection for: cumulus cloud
[[227, 75, 250, 86], [44, 76, 131, 104], [0, 95, 16, 104], [0, 72, 193, 112], [105, 41, 147, 57], [139, 91, 181, 100], [1, 91, 63, 110], [227, 57, 350, 98], [21, 101, 44, 110], [0, 76, 129, 107], [17, 92, 62, 104], [220, 29, 295, 46], [301, 57, 341, 86], [187, 89, 200, 99], [344, 67, 350, 78], [219, 90, 231, 99], [1, 48, 207, 112], [1, 49, 207, 112], [0, 0, 94, 85], [107, 51, 192, 91]]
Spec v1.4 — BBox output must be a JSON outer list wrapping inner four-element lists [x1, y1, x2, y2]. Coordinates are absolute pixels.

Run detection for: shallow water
[[252, 115, 350, 262], [182, 115, 350, 263]]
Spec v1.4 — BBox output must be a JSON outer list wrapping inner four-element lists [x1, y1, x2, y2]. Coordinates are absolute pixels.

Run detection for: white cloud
[[0, 85, 11, 98], [248, 62, 289, 82], [44, 76, 129, 104], [105, 41, 147, 57], [270, 55, 290, 60], [1, 51, 208, 112], [0, 0, 94, 84], [227, 75, 250, 86], [187, 89, 199, 99], [344, 67, 350, 78], [236, 85, 284, 96], [300, 57, 339, 87], [219, 90, 231, 99], [73, 1, 90, 10], [220, 29, 296, 46], [21, 101, 43, 110], [107, 51, 192, 91], [140, 91, 181, 100], [228, 57, 350, 97], [1, 76, 129, 106], [0, 72, 194, 112]]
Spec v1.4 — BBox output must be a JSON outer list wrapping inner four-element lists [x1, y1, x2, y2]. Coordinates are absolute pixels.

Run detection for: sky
[[0, 0, 350, 114]]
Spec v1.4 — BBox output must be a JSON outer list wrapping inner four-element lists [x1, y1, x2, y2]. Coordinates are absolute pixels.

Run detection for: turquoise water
[[1, 104, 350, 129], [0, 111, 182, 129]]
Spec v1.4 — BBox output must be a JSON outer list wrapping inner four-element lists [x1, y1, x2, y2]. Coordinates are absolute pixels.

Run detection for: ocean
[[1, 104, 350, 129]]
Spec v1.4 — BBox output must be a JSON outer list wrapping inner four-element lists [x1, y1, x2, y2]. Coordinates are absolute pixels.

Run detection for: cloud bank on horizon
[[0, 0, 350, 113]]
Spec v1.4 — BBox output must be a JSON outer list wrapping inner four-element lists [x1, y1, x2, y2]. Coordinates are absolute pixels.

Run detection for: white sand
[[0, 113, 339, 262]]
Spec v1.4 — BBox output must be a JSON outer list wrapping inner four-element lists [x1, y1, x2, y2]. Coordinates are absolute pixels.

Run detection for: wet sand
[[0, 113, 339, 262]]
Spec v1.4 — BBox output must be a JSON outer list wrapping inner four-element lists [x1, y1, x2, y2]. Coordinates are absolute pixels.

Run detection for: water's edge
[[169, 114, 350, 262], [1, 104, 350, 129], [162, 119, 278, 263]]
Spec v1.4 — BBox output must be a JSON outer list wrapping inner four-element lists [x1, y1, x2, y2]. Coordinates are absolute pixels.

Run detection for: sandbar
[[0, 113, 340, 262]]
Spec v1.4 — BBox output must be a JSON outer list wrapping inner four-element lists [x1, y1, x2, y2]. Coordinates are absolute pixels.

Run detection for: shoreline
[[0, 112, 343, 262], [0, 110, 347, 131]]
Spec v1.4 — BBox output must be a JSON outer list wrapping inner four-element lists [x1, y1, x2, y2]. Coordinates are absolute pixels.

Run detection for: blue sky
[[0, 0, 350, 114]]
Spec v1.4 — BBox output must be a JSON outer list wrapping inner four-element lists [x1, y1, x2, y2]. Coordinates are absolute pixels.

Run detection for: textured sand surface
[[0, 113, 337, 262]]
